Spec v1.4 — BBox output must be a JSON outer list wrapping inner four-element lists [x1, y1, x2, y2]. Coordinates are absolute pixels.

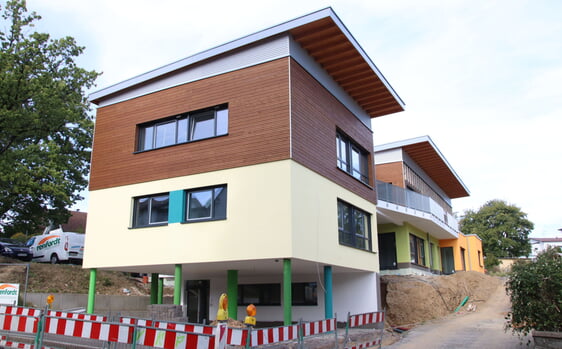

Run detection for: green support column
[[324, 266, 333, 319], [227, 270, 238, 320], [150, 273, 159, 304], [283, 259, 292, 325], [158, 278, 164, 304], [174, 264, 182, 305], [87, 269, 96, 314]]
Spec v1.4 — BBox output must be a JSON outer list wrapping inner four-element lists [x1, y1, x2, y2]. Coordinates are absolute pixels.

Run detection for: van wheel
[[50, 254, 59, 264]]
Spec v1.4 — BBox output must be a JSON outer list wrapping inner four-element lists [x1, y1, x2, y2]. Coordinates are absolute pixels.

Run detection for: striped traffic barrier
[[301, 318, 336, 337], [344, 311, 385, 349], [248, 324, 299, 346], [0, 306, 41, 334], [43, 316, 133, 344]]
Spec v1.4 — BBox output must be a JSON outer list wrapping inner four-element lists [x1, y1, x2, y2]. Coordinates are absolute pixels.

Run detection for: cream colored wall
[[84, 160, 293, 268], [290, 162, 379, 272], [85, 159, 379, 271]]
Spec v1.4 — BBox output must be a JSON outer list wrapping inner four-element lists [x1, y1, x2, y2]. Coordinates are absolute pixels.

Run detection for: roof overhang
[[375, 136, 470, 199], [89, 7, 404, 118]]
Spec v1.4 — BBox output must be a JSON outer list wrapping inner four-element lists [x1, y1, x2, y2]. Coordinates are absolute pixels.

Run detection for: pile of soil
[[382, 271, 503, 327], [0, 256, 159, 296]]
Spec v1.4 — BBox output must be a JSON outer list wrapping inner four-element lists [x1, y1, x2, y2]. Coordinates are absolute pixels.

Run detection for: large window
[[337, 200, 372, 251], [133, 193, 169, 227], [138, 104, 228, 151], [185, 185, 227, 222], [238, 284, 281, 306], [336, 132, 369, 184], [237, 282, 318, 306], [409, 234, 426, 266]]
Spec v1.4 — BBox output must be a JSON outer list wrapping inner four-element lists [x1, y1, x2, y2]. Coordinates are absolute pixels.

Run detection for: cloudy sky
[[27, 0, 561, 237]]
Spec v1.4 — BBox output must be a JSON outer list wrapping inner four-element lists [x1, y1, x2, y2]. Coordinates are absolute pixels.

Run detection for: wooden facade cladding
[[289, 60, 377, 204], [89, 58, 291, 191], [374, 162, 404, 188]]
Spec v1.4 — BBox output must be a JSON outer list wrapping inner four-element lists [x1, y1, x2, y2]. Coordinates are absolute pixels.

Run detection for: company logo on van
[[0, 284, 18, 296], [37, 235, 61, 251]]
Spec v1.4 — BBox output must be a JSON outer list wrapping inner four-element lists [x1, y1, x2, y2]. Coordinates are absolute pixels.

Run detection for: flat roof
[[89, 7, 404, 118], [375, 135, 470, 198]]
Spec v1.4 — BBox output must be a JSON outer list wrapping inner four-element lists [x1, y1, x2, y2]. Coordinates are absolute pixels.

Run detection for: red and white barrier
[[345, 339, 381, 349], [47, 310, 106, 322], [348, 312, 384, 328], [43, 316, 133, 344], [301, 318, 336, 336], [225, 328, 248, 346], [0, 306, 40, 334], [248, 324, 299, 346], [120, 317, 214, 335]]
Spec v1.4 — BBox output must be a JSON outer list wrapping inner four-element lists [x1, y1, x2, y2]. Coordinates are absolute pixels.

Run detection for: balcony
[[376, 181, 459, 239]]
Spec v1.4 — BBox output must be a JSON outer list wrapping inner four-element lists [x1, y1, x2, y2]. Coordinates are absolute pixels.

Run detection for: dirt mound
[[382, 271, 503, 327], [0, 256, 153, 296]]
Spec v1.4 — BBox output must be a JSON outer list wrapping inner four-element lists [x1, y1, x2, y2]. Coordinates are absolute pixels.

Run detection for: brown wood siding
[[289, 60, 376, 204], [375, 162, 405, 188], [90, 59, 291, 191]]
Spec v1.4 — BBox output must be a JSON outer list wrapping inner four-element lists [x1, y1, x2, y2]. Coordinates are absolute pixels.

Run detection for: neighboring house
[[374, 136, 483, 275], [85, 8, 404, 324], [529, 236, 562, 258]]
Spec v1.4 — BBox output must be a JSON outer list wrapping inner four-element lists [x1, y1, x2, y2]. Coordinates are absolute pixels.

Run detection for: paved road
[[384, 282, 534, 348]]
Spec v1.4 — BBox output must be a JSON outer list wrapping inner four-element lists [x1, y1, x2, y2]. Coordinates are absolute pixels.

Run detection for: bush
[[505, 246, 562, 337]]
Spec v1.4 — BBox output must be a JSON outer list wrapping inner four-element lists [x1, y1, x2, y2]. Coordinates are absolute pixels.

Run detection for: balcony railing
[[376, 181, 458, 231]]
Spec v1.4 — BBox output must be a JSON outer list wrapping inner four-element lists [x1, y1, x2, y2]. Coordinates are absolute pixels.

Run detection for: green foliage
[[460, 200, 533, 259], [484, 252, 499, 270], [505, 247, 562, 336], [9, 231, 27, 243], [0, 0, 99, 235]]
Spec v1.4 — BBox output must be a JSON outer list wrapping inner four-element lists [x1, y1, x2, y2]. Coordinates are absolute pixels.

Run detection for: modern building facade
[[85, 8, 404, 323], [374, 136, 482, 275]]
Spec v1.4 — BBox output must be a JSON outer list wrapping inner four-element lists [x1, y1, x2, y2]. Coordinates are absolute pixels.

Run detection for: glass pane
[[337, 136, 348, 170], [155, 121, 176, 148], [213, 187, 227, 219], [351, 147, 361, 180], [188, 189, 212, 219], [177, 118, 188, 143], [150, 195, 169, 224], [410, 235, 417, 263], [135, 197, 150, 226], [140, 126, 154, 151], [216, 109, 228, 136], [353, 210, 367, 238], [190, 112, 215, 141]]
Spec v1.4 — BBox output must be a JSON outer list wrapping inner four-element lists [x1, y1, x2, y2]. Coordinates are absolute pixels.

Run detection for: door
[[441, 247, 455, 274], [185, 280, 210, 324], [378, 233, 397, 269]]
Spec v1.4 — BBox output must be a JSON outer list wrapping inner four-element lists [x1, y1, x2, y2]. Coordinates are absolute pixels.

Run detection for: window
[[292, 282, 317, 306], [186, 185, 227, 222], [138, 104, 228, 151], [410, 234, 426, 266], [238, 284, 280, 306], [336, 132, 369, 184], [337, 200, 372, 251], [478, 250, 483, 267], [133, 193, 169, 227], [429, 242, 435, 269]]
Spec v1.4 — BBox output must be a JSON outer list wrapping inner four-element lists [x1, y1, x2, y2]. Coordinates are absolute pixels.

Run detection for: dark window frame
[[184, 184, 227, 223], [291, 282, 318, 306], [409, 234, 426, 266], [337, 200, 372, 251], [132, 193, 169, 228], [336, 131, 370, 185], [238, 283, 281, 306], [137, 104, 228, 152]]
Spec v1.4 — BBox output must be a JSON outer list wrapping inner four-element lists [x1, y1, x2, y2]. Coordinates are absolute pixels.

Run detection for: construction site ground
[[0, 257, 523, 348]]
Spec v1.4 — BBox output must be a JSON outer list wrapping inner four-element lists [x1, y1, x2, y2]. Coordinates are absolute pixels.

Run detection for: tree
[[459, 199, 533, 269], [0, 0, 99, 235]]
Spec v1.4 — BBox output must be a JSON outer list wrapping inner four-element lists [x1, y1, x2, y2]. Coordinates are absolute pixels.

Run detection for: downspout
[[466, 235, 472, 271]]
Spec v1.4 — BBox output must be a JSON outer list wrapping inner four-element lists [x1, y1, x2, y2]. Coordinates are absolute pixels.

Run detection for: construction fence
[[0, 305, 384, 349]]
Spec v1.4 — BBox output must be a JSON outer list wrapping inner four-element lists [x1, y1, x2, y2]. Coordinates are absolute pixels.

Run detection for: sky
[[25, 0, 561, 237]]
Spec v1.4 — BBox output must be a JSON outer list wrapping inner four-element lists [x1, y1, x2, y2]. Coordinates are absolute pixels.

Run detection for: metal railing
[[376, 181, 458, 230]]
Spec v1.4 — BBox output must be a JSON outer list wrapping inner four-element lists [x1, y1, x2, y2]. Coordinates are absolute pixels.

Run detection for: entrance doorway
[[185, 280, 210, 324], [441, 247, 455, 274], [378, 233, 397, 269]]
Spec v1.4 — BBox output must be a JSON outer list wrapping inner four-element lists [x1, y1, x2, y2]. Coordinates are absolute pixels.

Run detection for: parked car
[[0, 238, 33, 261]]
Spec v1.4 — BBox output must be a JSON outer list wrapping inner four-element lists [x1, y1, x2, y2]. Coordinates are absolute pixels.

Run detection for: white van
[[26, 228, 85, 264]]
